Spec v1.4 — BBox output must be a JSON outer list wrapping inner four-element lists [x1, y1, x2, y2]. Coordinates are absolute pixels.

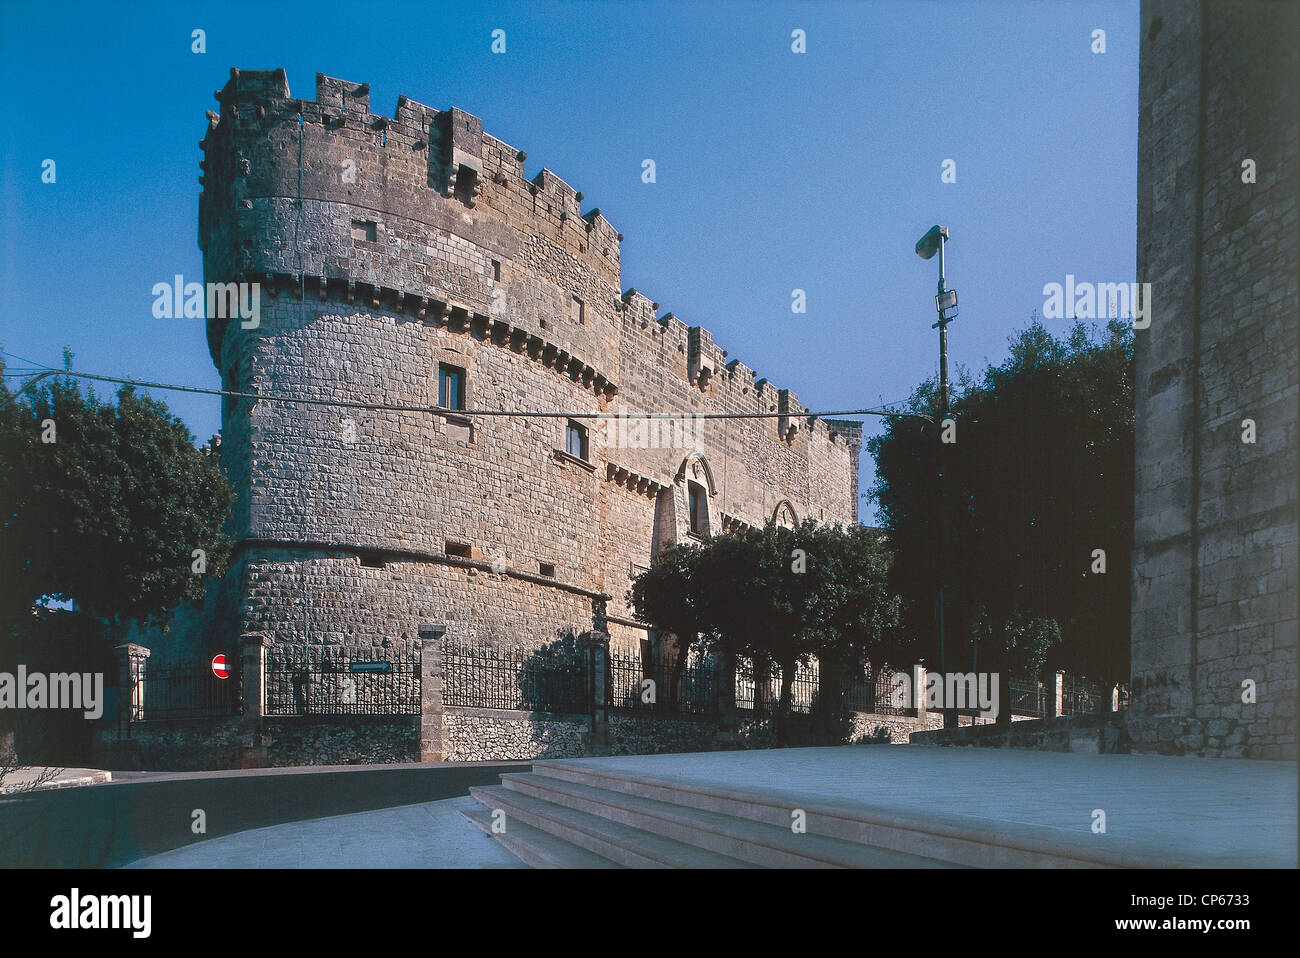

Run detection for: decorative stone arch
[[674, 452, 717, 495], [771, 500, 798, 529], [673, 453, 718, 539]]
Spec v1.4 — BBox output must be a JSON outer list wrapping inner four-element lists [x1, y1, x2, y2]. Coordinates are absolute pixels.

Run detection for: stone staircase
[[463, 758, 1114, 868], [462, 758, 1184, 868]]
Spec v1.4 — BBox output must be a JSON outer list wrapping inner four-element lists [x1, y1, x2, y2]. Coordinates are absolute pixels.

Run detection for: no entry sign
[[211, 654, 230, 680]]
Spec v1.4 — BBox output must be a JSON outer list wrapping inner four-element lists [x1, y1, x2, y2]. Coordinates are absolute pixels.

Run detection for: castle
[[193, 67, 862, 663]]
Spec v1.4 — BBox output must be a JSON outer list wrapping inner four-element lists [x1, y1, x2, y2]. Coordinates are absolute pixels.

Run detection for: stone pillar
[[418, 624, 447, 762], [914, 664, 928, 727], [753, 659, 771, 715], [582, 630, 611, 753], [114, 644, 150, 724], [239, 633, 271, 721], [714, 651, 736, 715], [1052, 671, 1065, 717]]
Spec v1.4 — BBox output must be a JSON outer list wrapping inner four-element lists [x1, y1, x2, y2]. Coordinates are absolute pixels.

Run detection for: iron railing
[[1008, 679, 1050, 718], [608, 653, 715, 714], [443, 642, 588, 713], [139, 658, 241, 720], [841, 667, 912, 716], [734, 659, 820, 715], [264, 646, 420, 715]]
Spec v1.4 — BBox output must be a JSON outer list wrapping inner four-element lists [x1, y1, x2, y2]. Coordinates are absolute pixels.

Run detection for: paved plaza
[[124, 746, 1297, 868]]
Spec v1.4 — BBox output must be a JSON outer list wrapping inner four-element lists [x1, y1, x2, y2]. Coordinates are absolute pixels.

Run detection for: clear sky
[[0, 0, 1139, 523]]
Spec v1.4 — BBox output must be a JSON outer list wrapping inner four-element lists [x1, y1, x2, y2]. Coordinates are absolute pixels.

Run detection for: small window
[[570, 296, 585, 324], [539, 562, 556, 577], [688, 482, 707, 535], [358, 551, 385, 568], [445, 541, 472, 559], [351, 220, 377, 242], [438, 363, 465, 411], [491, 260, 501, 282], [565, 420, 589, 461]]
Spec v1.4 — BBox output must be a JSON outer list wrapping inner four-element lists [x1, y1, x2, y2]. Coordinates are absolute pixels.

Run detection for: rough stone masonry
[[1131, 1, 1298, 758], [181, 67, 861, 667]]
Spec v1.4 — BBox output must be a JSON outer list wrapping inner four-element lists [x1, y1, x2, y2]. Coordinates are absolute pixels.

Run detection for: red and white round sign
[[211, 654, 230, 680]]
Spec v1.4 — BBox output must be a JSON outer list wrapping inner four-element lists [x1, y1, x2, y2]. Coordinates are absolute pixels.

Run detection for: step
[[459, 805, 619, 869], [500, 772, 951, 868], [530, 760, 1167, 868], [469, 785, 756, 869]]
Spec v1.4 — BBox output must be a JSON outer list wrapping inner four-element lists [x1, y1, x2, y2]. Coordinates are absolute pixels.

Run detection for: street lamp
[[916, 225, 958, 727], [915, 225, 958, 411]]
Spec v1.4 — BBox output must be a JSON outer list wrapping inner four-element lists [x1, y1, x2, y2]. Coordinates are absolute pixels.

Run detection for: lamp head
[[915, 225, 949, 260]]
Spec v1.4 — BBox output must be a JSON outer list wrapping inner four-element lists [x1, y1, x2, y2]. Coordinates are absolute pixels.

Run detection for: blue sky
[[0, 0, 1139, 523]]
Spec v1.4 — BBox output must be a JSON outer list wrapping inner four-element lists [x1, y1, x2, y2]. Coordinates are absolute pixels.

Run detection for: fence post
[[235, 633, 270, 766], [239, 633, 270, 721], [114, 643, 150, 725], [1051, 671, 1065, 717], [418, 624, 446, 762], [714, 650, 736, 716], [582, 630, 611, 754]]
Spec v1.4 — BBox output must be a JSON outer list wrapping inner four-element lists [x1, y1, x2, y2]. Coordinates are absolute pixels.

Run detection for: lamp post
[[916, 226, 958, 728]]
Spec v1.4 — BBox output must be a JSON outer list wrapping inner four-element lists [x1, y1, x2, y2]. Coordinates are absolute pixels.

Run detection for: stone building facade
[[193, 67, 861, 663], [1131, 1, 1298, 758]]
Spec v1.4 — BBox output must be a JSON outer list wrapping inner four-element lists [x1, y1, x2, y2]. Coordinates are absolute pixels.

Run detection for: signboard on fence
[[211, 654, 230, 680], [349, 660, 392, 674]]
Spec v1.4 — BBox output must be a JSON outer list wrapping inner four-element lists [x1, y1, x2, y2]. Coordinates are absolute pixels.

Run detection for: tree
[[630, 520, 900, 746], [0, 358, 234, 642], [866, 319, 1134, 722], [627, 542, 712, 706]]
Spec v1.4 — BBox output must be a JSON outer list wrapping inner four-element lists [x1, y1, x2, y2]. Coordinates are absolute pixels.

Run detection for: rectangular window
[[445, 541, 472, 559], [358, 551, 385, 569], [492, 259, 502, 282], [688, 482, 707, 535], [539, 562, 556, 577], [438, 363, 465, 411], [351, 220, 377, 242], [570, 295, 585, 324], [565, 420, 589, 461]]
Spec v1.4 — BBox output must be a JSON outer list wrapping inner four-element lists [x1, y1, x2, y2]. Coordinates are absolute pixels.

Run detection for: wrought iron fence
[[1008, 679, 1049, 718], [1060, 674, 1108, 716], [141, 658, 241, 720], [443, 642, 588, 713], [734, 659, 820, 715], [608, 653, 715, 714], [264, 646, 420, 715], [841, 667, 911, 716]]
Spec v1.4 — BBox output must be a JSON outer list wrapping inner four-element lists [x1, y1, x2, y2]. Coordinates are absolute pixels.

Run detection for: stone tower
[[197, 69, 862, 658], [1131, 2, 1298, 758]]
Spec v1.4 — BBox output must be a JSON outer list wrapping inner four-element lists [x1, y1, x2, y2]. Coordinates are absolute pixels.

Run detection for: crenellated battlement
[[201, 69, 831, 440]]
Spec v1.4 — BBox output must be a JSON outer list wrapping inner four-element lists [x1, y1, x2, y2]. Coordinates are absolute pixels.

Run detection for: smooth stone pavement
[[126, 795, 525, 869], [122, 746, 1297, 868]]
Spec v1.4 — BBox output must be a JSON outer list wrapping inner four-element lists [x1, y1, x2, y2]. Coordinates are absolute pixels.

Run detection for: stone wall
[[95, 715, 419, 771], [911, 713, 1131, 754], [1131, 1, 1298, 758], [444, 707, 590, 762], [160, 67, 861, 678]]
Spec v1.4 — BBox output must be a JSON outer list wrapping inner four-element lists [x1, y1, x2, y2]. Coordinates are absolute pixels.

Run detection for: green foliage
[[866, 318, 1134, 692], [629, 520, 901, 744], [0, 358, 234, 638]]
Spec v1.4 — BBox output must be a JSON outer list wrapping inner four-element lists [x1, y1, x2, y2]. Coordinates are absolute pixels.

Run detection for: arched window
[[772, 501, 797, 530]]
